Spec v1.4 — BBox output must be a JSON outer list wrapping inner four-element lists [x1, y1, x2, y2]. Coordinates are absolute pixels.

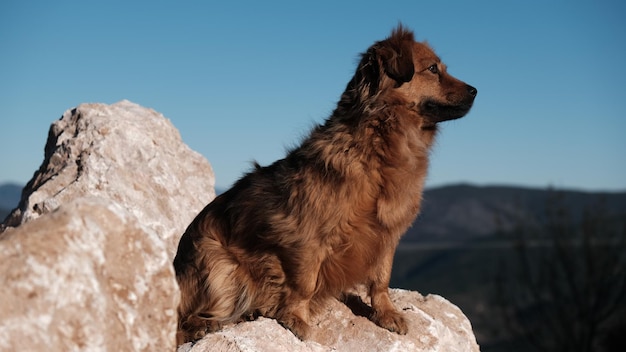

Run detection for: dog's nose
[[467, 85, 477, 97]]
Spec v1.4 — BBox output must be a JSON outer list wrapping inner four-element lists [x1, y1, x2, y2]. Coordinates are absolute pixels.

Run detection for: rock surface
[[0, 101, 480, 351], [180, 289, 480, 352], [0, 198, 177, 351]]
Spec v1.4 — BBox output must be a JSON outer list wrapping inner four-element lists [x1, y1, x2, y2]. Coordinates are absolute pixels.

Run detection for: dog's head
[[348, 25, 477, 127]]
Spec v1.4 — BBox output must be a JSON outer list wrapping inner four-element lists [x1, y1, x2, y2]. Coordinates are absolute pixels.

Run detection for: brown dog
[[174, 24, 476, 344]]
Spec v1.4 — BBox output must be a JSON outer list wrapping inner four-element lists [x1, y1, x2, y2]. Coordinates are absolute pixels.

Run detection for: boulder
[[0, 100, 480, 351], [0, 100, 215, 351]]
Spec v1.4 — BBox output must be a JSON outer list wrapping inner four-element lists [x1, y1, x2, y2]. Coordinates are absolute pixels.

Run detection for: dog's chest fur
[[294, 113, 435, 258]]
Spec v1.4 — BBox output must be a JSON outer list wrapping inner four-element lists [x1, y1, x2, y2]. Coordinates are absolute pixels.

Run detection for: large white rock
[[0, 100, 215, 351]]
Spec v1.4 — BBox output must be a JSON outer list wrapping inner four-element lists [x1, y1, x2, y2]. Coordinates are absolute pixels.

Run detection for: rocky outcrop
[[0, 101, 480, 351], [0, 101, 215, 351]]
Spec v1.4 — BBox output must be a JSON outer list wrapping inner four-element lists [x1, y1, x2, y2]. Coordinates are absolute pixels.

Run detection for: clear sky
[[1, 0, 625, 192]]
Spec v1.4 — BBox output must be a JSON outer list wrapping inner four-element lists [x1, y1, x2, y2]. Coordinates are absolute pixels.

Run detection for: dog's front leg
[[368, 243, 408, 334], [277, 295, 313, 340]]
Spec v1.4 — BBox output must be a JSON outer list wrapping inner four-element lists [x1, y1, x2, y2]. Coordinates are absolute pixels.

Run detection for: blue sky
[[1, 0, 625, 191]]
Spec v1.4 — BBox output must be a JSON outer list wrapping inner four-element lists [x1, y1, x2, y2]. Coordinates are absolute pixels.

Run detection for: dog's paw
[[372, 309, 408, 335], [178, 315, 224, 344], [178, 318, 209, 344], [280, 314, 311, 340]]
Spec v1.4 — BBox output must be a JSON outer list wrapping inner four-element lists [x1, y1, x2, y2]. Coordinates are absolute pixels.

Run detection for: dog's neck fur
[[291, 83, 435, 234]]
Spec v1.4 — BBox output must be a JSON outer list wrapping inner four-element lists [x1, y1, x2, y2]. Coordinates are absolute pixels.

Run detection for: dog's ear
[[344, 25, 415, 100], [377, 25, 415, 84]]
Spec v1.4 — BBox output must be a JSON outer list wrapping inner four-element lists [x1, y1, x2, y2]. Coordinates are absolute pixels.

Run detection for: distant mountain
[[2, 182, 625, 241], [405, 183, 626, 242], [0, 183, 22, 221]]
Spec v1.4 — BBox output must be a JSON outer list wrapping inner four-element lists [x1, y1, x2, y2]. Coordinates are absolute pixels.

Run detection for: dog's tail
[[174, 230, 254, 343]]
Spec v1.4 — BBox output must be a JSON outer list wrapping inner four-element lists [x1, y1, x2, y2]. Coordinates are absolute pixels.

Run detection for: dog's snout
[[467, 85, 477, 97]]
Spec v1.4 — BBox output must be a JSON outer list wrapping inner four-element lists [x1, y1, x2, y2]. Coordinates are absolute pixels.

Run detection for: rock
[[180, 289, 480, 352], [2, 100, 215, 259], [0, 198, 177, 351], [0, 101, 215, 352]]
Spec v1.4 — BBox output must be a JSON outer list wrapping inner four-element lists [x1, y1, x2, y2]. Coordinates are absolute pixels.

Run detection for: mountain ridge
[[5, 182, 624, 242], [407, 182, 626, 242]]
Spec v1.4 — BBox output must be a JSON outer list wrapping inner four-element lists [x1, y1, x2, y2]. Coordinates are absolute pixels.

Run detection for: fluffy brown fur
[[174, 24, 476, 344]]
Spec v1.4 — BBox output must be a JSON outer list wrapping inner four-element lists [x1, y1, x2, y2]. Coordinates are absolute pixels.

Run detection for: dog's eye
[[428, 64, 439, 74]]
